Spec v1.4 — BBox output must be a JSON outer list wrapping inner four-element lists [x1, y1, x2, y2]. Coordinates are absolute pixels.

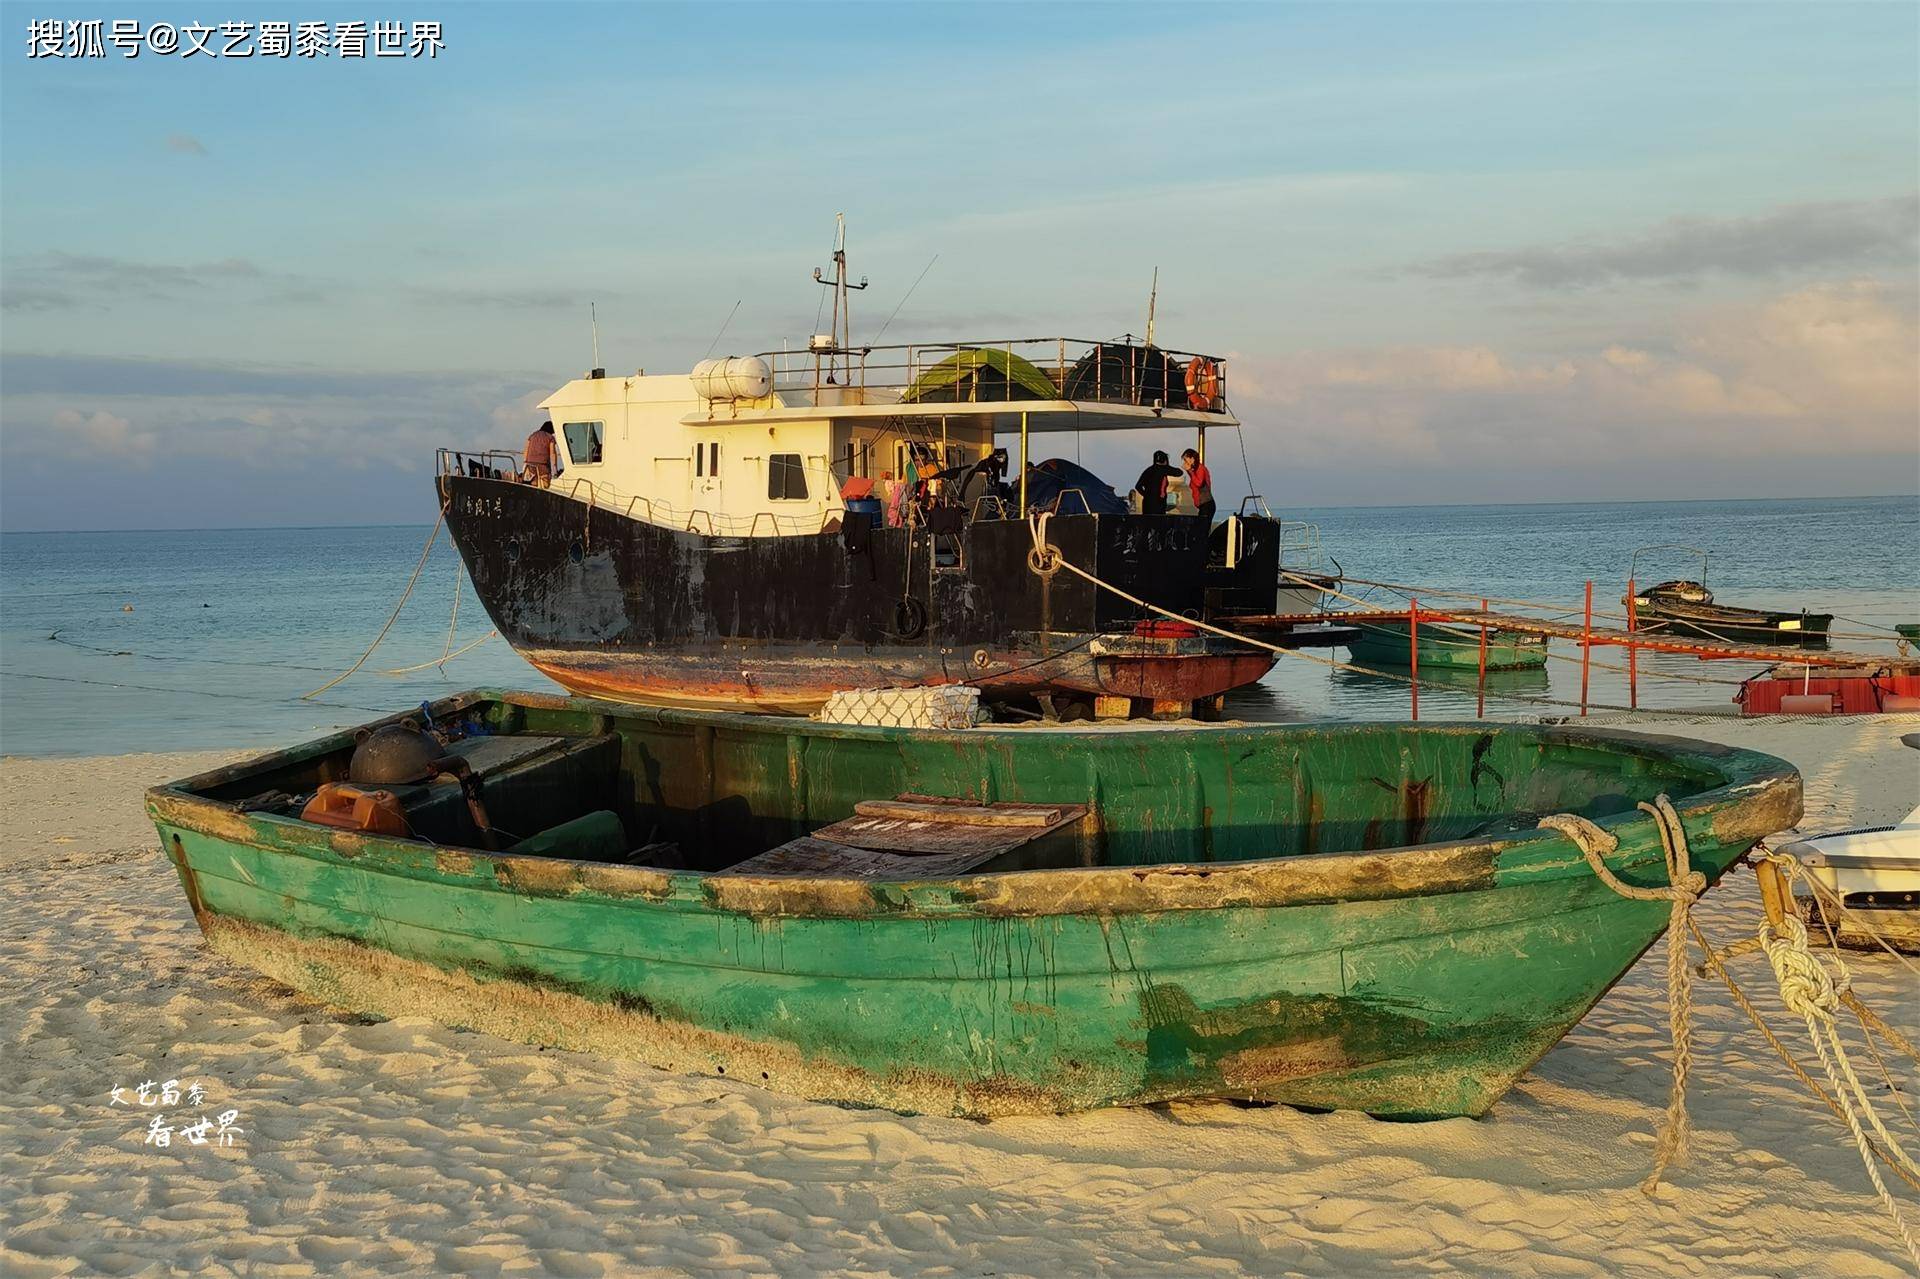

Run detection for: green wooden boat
[[1347, 618, 1549, 671], [147, 689, 1798, 1120]]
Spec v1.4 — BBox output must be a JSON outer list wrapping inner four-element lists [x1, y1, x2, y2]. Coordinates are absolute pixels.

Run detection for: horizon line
[[1, 491, 1914, 536]]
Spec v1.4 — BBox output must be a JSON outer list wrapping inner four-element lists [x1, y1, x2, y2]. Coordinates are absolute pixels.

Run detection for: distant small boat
[[1624, 546, 1832, 648], [1347, 618, 1548, 671], [1628, 580, 1833, 648]]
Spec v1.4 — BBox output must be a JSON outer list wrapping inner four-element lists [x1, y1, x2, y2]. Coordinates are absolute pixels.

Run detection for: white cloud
[[51, 408, 157, 466], [1229, 279, 1919, 469]]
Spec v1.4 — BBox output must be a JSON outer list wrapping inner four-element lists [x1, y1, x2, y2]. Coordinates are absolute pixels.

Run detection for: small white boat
[[1775, 733, 1920, 951]]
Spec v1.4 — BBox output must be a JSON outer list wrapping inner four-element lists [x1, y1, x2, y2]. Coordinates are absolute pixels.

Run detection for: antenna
[[703, 299, 742, 359], [590, 302, 601, 371], [870, 253, 938, 346], [1144, 267, 1159, 349]]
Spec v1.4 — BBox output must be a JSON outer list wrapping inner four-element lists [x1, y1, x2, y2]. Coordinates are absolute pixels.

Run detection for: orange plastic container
[[300, 783, 408, 836]]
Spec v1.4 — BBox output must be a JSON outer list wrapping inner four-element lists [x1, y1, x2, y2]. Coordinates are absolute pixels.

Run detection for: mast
[[834, 214, 848, 356], [812, 213, 867, 382], [1145, 267, 1159, 349]]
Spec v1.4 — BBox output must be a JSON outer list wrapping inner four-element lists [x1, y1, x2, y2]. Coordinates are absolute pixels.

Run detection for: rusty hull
[[439, 474, 1275, 711]]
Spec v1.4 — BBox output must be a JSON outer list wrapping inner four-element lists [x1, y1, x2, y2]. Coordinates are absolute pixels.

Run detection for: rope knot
[[1026, 512, 1063, 578], [1761, 916, 1845, 1015], [1027, 545, 1063, 577]]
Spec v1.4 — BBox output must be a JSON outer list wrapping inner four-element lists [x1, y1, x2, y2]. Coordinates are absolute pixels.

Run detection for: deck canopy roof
[[684, 337, 1238, 431]]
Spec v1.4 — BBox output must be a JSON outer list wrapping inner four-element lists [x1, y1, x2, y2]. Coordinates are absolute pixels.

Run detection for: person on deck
[[1133, 450, 1184, 516], [523, 422, 557, 487], [1182, 448, 1215, 525], [881, 471, 904, 527]]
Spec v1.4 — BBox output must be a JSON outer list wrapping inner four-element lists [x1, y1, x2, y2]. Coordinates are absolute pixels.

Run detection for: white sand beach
[[2, 715, 1915, 1278]]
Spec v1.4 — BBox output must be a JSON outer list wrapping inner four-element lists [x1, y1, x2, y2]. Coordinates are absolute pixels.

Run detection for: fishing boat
[[1346, 618, 1548, 671], [1624, 547, 1831, 648], [437, 220, 1295, 719], [1629, 581, 1833, 647], [148, 689, 1800, 1120]]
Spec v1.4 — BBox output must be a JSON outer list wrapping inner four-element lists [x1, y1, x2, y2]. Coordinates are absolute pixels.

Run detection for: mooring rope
[[1688, 916, 1920, 1196], [1538, 798, 1705, 1193], [1531, 807, 1920, 1267], [1752, 852, 1920, 1268], [301, 509, 445, 700], [378, 629, 497, 676], [1024, 517, 1651, 714]]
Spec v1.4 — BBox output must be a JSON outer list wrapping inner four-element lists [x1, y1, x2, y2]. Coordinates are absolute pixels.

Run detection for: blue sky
[[2, 1, 1915, 529]]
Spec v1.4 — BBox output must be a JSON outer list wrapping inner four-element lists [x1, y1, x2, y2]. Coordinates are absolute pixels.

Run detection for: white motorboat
[[1774, 733, 1920, 951]]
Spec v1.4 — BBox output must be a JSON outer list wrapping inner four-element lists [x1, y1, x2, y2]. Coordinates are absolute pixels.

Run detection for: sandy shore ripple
[[3, 718, 1916, 1277]]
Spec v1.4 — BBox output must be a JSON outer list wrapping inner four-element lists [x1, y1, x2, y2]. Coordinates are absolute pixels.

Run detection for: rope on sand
[[1538, 799, 1705, 1193], [1543, 810, 1919, 1270], [1688, 917, 1920, 1196], [1751, 850, 1920, 1269]]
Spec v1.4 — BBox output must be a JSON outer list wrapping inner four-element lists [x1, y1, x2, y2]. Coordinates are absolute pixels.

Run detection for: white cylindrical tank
[[690, 356, 772, 402]]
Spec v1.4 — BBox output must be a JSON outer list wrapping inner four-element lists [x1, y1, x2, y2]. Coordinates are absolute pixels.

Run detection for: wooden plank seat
[[722, 795, 1089, 880]]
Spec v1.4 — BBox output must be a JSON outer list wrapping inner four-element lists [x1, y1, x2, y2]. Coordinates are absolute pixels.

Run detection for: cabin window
[[767, 453, 808, 501], [694, 441, 720, 477], [562, 421, 604, 466]]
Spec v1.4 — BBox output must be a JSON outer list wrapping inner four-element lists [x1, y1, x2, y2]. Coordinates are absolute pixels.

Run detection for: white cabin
[[485, 338, 1237, 537]]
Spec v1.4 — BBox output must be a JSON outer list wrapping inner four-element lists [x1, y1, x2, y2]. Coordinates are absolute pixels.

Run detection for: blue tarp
[[1023, 458, 1130, 516]]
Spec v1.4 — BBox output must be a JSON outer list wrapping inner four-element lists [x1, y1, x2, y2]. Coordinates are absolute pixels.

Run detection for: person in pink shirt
[[523, 422, 557, 486]]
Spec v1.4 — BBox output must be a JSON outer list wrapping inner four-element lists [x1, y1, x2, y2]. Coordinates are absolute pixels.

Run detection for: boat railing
[[441, 447, 858, 537], [753, 337, 1231, 415], [550, 474, 839, 538], [438, 447, 524, 480], [969, 495, 1014, 523], [1276, 520, 1328, 574], [1049, 488, 1097, 517]]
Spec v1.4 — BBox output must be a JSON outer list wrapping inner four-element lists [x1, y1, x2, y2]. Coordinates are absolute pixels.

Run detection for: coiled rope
[[1538, 798, 1705, 1193]]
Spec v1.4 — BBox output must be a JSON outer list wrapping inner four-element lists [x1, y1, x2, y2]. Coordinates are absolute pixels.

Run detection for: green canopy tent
[[901, 348, 1059, 404]]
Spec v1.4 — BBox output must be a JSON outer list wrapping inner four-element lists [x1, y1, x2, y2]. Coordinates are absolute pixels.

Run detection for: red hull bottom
[[520, 640, 1275, 716]]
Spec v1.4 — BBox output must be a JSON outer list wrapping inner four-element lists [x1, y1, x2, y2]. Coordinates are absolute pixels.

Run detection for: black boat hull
[[1628, 596, 1833, 648], [439, 475, 1279, 711]]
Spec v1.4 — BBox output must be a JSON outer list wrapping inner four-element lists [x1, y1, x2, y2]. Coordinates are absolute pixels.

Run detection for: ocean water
[[2, 496, 1915, 757]]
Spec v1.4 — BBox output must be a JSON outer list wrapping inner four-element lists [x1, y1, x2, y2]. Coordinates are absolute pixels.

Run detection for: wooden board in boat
[[724, 796, 1088, 879]]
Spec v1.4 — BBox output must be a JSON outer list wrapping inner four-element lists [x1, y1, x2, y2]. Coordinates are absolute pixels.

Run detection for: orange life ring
[[1185, 357, 1220, 410]]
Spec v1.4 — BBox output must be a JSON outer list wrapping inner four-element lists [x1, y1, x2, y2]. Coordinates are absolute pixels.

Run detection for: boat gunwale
[[146, 689, 1801, 921]]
